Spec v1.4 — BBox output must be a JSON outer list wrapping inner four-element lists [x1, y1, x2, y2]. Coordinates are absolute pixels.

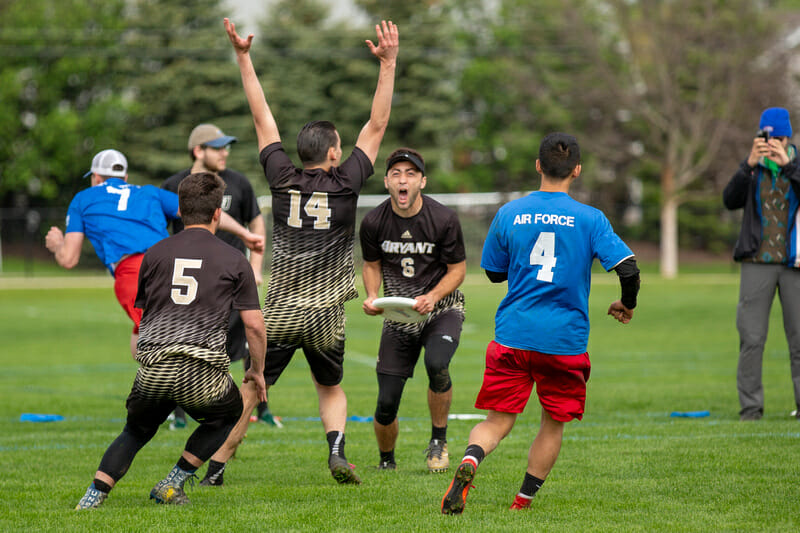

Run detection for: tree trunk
[[660, 164, 679, 278]]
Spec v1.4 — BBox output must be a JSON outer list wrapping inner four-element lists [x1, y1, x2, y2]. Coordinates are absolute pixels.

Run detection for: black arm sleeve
[[613, 257, 640, 309], [485, 269, 508, 283]]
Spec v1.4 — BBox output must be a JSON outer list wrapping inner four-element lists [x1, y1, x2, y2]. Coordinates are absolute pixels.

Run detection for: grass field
[[1, 268, 798, 532]]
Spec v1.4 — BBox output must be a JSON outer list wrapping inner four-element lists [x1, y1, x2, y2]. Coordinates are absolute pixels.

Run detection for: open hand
[[224, 18, 254, 54], [365, 20, 399, 63]]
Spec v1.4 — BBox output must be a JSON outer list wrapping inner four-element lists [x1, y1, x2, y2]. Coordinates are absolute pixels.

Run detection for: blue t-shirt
[[65, 178, 179, 275], [481, 191, 633, 354]]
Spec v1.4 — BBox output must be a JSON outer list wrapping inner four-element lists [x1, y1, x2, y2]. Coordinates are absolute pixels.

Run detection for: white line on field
[[346, 351, 377, 366]]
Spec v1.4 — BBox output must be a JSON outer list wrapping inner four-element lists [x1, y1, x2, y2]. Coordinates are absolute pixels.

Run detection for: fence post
[[25, 210, 41, 276]]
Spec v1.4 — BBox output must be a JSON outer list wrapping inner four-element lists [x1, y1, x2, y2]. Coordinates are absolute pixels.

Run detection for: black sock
[[463, 444, 486, 465], [204, 460, 225, 479], [431, 425, 447, 442], [92, 479, 112, 493], [326, 431, 347, 460], [257, 401, 269, 417], [176, 457, 197, 473], [519, 473, 545, 498], [379, 450, 395, 464]]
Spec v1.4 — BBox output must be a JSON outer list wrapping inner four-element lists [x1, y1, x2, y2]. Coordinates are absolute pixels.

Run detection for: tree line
[[2, 0, 799, 275]]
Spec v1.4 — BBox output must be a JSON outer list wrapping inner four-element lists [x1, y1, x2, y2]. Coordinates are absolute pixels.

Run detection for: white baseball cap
[[84, 149, 128, 178]]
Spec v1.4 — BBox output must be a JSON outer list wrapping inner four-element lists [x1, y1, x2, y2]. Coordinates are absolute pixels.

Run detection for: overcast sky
[[225, 0, 363, 33]]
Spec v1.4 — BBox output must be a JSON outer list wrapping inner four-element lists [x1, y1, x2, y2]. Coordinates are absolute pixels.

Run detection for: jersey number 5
[[171, 258, 202, 305], [287, 190, 331, 230], [529, 232, 556, 282]]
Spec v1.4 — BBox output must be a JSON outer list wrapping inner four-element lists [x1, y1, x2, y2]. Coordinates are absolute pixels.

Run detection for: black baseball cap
[[386, 151, 425, 175]]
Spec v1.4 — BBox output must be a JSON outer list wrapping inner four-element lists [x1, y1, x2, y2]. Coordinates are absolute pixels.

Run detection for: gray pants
[[736, 262, 800, 418]]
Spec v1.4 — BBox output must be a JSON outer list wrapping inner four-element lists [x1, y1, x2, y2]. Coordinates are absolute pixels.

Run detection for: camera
[[757, 127, 773, 141]]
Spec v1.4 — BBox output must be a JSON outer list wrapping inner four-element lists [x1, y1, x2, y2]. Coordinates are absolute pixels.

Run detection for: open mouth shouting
[[397, 186, 409, 206]]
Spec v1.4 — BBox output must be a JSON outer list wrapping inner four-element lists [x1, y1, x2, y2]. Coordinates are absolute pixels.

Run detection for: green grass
[[1, 269, 798, 531]]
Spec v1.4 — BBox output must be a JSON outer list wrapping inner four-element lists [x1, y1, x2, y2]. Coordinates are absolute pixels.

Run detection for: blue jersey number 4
[[529, 232, 556, 282]]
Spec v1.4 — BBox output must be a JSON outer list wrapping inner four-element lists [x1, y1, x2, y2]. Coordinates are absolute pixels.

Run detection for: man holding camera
[[723, 107, 800, 421]]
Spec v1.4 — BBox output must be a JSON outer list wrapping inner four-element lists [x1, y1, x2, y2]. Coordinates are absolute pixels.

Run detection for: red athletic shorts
[[113, 254, 144, 334], [474, 340, 591, 422]]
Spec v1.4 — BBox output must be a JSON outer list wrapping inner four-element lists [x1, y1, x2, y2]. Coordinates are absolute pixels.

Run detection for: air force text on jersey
[[514, 213, 575, 227]]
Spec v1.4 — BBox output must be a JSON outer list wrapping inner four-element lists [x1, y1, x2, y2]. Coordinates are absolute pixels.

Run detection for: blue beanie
[[759, 107, 793, 137]]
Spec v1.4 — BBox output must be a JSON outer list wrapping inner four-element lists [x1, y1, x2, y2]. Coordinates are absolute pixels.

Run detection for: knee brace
[[374, 374, 406, 426], [424, 335, 457, 393], [427, 366, 452, 394]]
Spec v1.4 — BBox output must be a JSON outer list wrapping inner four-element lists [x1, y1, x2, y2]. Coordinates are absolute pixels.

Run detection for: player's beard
[[392, 187, 422, 215], [206, 161, 225, 173], [202, 155, 226, 173]]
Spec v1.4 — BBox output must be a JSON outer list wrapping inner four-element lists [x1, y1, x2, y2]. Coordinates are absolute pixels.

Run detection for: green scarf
[[762, 144, 796, 177]]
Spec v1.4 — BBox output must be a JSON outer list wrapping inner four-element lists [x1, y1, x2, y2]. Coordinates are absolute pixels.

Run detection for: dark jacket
[[723, 152, 800, 265]]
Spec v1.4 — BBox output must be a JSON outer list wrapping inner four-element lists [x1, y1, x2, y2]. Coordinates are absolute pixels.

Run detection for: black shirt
[[360, 195, 466, 300], [162, 168, 261, 254], [260, 142, 373, 308], [135, 228, 260, 371]]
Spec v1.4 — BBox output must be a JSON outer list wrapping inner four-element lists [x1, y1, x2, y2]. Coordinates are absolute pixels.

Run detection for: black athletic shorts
[[126, 358, 243, 431], [260, 304, 346, 386], [377, 308, 464, 378]]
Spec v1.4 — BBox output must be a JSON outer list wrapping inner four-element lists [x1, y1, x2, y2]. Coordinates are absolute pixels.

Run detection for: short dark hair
[[538, 133, 581, 179], [178, 172, 226, 226], [297, 120, 338, 166]]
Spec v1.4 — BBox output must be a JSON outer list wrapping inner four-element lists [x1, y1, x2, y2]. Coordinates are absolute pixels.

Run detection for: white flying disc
[[372, 296, 429, 323]]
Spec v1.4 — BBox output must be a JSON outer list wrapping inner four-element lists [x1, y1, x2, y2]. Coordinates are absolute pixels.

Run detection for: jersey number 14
[[287, 190, 331, 230], [530, 232, 556, 282]]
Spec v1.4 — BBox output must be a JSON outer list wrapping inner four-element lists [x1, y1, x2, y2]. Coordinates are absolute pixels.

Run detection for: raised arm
[[354, 21, 400, 164], [224, 18, 280, 152]]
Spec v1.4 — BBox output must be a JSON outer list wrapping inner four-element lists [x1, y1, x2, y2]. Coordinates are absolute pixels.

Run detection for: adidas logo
[[401, 230, 412, 239]]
